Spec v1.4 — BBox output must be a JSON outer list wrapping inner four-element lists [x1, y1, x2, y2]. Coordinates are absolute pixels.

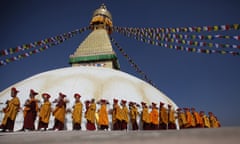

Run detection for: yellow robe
[[159, 107, 168, 124], [85, 103, 96, 123], [150, 108, 159, 125], [202, 115, 210, 128], [130, 106, 138, 122], [191, 114, 196, 127], [177, 112, 187, 128], [72, 102, 83, 124], [142, 107, 150, 123], [53, 100, 66, 123], [1, 97, 20, 125], [121, 105, 129, 123], [168, 109, 176, 123], [98, 104, 109, 126], [112, 104, 122, 124], [209, 115, 219, 128], [39, 101, 51, 123]]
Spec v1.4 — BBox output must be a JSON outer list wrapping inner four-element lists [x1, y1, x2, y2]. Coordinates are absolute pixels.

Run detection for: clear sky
[[0, 0, 240, 126]]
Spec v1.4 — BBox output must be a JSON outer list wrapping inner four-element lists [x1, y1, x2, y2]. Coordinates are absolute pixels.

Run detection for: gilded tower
[[69, 4, 120, 69]]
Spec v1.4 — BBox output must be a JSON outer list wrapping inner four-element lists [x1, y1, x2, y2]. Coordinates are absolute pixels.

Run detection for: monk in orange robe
[[150, 102, 159, 130], [72, 93, 83, 130], [85, 99, 96, 130], [22, 89, 39, 131], [191, 108, 201, 128], [168, 105, 176, 129], [52, 92, 67, 131], [129, 102, 139, 130], [112, 98, 122, 130], [121, 100, 128, 130], [159, 102, 168, 130], [184, 108, 192, 128], [141, 102, 151, 130], [0, 87, 20, 132], [38, 93, 51, 131], [98, 99, 109, 130]]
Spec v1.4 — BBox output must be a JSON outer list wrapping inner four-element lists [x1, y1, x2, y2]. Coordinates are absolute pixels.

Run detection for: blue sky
[[0, 0, 240, 126]]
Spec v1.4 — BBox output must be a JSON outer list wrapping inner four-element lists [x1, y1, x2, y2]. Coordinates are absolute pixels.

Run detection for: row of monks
[[0, 87, 220, 132]]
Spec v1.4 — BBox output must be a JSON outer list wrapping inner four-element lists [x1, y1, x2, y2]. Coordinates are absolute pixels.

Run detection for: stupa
[[0, 4, 178, 130]]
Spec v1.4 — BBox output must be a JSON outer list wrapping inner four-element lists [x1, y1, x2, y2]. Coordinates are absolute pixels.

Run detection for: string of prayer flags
[[0, 27, 89, 57], [0, 27, 89, 66], [113, 24, 240, 57]]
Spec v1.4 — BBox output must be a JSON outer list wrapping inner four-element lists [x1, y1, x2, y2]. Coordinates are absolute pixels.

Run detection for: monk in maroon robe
[[22, 89, 39, 131]]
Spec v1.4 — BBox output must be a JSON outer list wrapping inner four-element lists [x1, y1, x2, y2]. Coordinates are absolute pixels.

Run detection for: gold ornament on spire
[[90, 4, 113, 34]]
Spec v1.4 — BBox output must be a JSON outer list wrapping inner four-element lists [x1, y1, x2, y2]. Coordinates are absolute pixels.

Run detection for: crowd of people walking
[[0, 87, 220, 132]]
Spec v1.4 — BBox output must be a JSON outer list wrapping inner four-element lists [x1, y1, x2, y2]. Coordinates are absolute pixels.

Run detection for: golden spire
[[69, 4, 119, 69], [90, 4, 113, 34]]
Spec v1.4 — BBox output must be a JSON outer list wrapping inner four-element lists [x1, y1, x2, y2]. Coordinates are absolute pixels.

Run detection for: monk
[[191, 108, 201, 128], [0, 87, 20, 132], [184, 108, 193, 128], [112, 98, 122, 130], [38, 93, 51, 131], [199, 111, 210, 128], [85, 99, 96, 130], [141, 102, 150, 130], [22, 89, 39, 131], [84, 100, 90, 121], [98, 99, 109, 130], [208, 112, 220, 128], [159, 102, 168, 130], [215, 116, 221, 128], [121, 100, 128, 130], [72, 93, 83, 130], [150, 102, 159, 130], [52, 92, 67, 131], [129, 102, 139, 130], [176, 108, 187, 129], [168, 105, 176, 129]]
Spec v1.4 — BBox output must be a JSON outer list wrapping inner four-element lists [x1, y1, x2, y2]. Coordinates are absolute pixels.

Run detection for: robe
[[159, 106, 168, 129], [177, 112, 187, 129], [142, 107, 150, 130], [202, 115, 210, 128], [52, 99, 66, 130], [38, 101, 51, 130], [150, 108, 159, 124], [159, 107, 168, 124], [98, 104, 109, 127], [39, 101, 51, 123], [72, 102, 83, 130], [72, 102, 83, 124], [150, 108, 159, 130], [185, 111, 192, 128], [23, 99, 38, 130], [168, 109, 176, 129], [121, 105, 128, 130], [112, 104, 122, 130], [1, 97, 20, 131], [85, 102, 96, 130], [192, 111, 201, 127], [209, 115, 220, 128], [130, 106, 138, 130]]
